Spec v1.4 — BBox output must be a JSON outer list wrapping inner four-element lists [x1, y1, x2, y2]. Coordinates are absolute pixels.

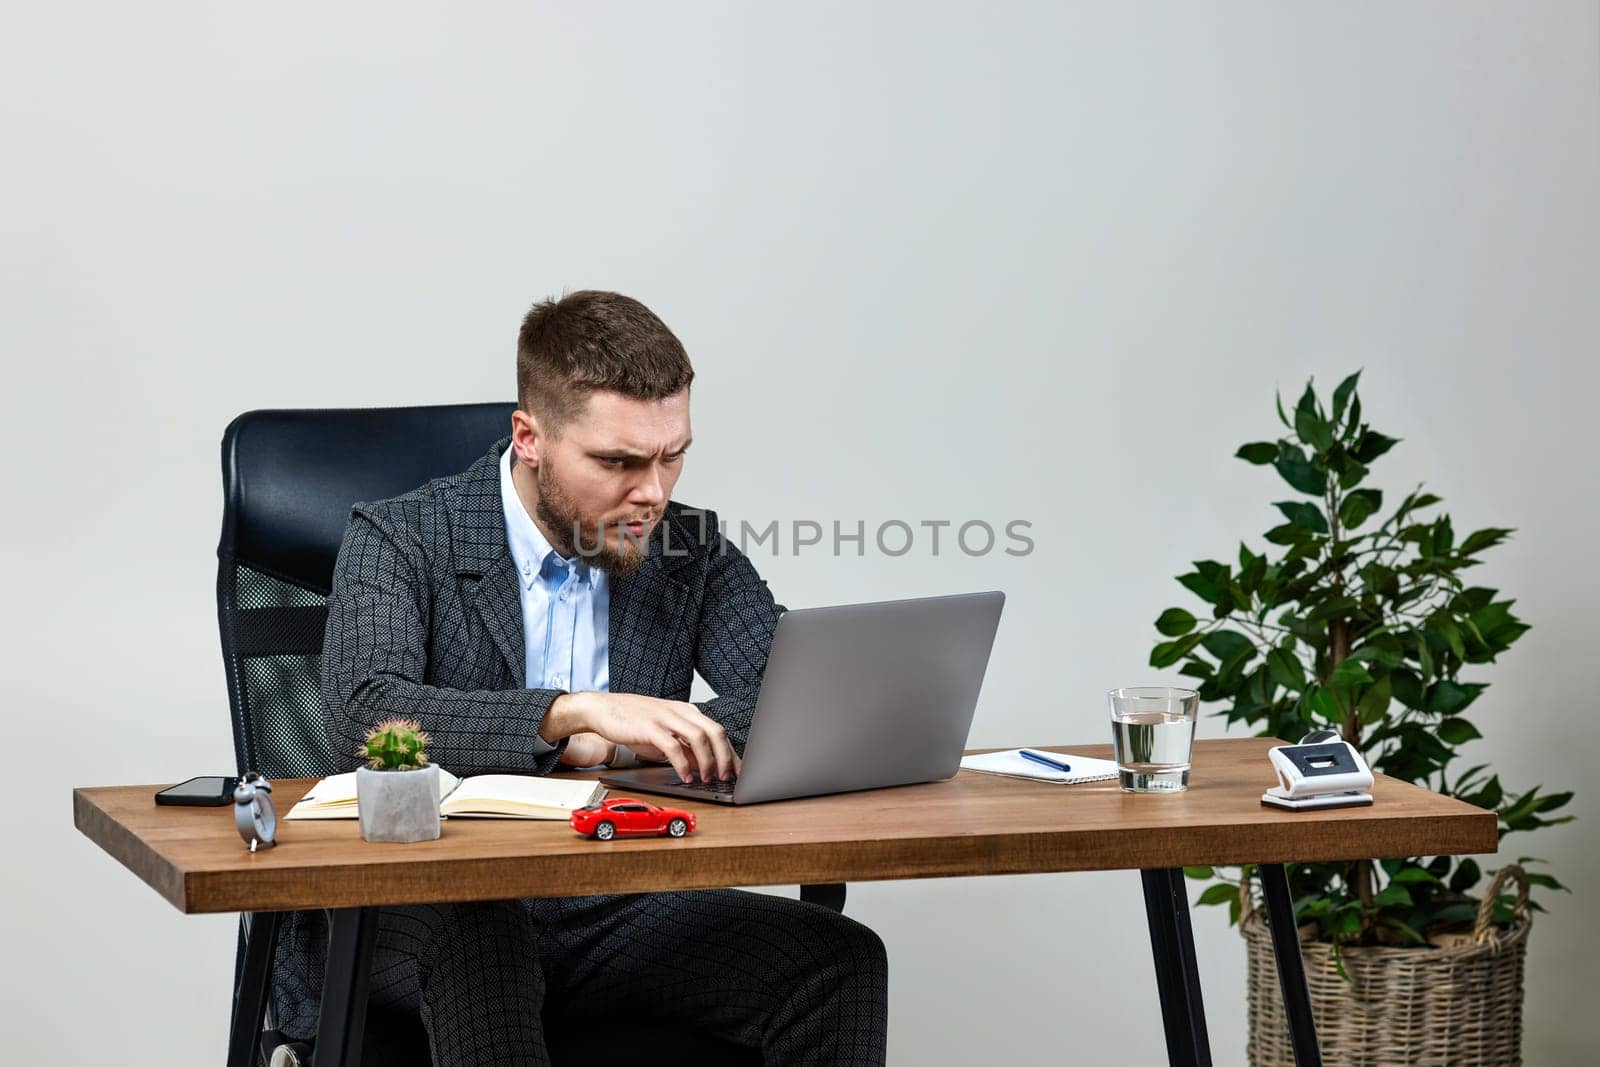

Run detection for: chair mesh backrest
[[216, 403, 514, 779], [229, 565, 338, 779]]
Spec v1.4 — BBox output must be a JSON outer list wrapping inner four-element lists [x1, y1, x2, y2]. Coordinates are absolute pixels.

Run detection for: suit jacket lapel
[[470, 551, 526, 685], [451, 438, 526, 684]]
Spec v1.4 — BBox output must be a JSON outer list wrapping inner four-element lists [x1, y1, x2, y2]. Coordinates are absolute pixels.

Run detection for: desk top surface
[[74, 738, 1496, 914]]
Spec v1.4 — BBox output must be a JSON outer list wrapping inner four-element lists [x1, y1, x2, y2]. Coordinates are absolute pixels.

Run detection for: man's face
[[511, 388, 692, 576]]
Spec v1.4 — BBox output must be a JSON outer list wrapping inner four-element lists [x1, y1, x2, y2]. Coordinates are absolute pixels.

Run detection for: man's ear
[[510, 409, 543, 469]]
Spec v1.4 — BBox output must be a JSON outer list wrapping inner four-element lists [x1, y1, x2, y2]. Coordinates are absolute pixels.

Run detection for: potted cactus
[[355, 717, 442, 843]]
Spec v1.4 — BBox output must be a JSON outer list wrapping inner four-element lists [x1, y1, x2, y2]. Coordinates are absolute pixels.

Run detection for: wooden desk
[[75, 739, 1496, 1067]]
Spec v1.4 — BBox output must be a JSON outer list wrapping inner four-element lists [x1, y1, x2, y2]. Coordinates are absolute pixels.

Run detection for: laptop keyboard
[[676, 776, 738, 794]]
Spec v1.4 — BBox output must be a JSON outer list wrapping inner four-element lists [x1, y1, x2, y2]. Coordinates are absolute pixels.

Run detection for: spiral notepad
[[959, 749, 1120, 784]]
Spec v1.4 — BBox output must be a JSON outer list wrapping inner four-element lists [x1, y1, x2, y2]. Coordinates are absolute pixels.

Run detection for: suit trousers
[[276, 890, 889, 1066]]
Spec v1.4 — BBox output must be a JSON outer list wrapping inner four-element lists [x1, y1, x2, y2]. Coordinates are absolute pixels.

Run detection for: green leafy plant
[[1152, 372, 1572, 946], [361, 717, 432, 771]]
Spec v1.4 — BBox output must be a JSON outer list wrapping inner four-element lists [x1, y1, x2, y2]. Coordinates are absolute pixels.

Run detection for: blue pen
[[1019, 749, 1072, 773]]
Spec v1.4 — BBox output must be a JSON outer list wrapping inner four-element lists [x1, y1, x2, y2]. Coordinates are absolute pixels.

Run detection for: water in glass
[[1108, 686, 1199, 792], [1111, 711, 1195, 792]]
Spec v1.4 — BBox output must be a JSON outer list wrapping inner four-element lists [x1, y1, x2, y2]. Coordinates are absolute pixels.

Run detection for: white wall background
[[3, 2, 1596, 1063]]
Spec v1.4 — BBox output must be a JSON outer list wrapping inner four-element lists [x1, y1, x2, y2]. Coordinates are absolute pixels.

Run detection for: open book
[[285, 769, 606, 821]]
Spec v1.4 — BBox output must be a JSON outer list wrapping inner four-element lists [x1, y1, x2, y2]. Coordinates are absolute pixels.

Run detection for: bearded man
[[270, 291, 889, 1066]]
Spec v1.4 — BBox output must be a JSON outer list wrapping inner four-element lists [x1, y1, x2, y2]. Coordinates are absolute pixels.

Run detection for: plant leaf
[[1155, 607, 1198, 637], [1306, 596, 1359, 622], [1328, 659, 1374, 686], [1352, 431, 1400, 463], [1236, 442, 1279, 465], [1150, 633, 1204, 668], [1428, 680, 1480, 715], [1338, 488, 1383, 530], [1202, 629, 1256, 663], [1264, 522, 1311, 545], [1275, 500, 1329, 534], [1535, 791, 1574, 813], [1337, 458, 1369, 490], [1371, 883, 1414, 908], [1356, 674, 1392, 724], [1449, 858, 1481, 894], [1376, 916, 1428, 946], [1332, 370, 1361, 423], [1274, 443, 1327, 495], [1177, 562, 1230, 605], [1438, 718, 1482, 745], [1460, 527, 1513, 555], [1433, 903, 1478, 925], [1525, 872, 1570, 891], [1267, 647, 1307, 690], [1296, 405, 1334, 451], [1295, 379, 1318, 419]]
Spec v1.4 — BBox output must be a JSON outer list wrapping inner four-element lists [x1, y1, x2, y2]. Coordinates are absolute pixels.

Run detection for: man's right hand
[[542, 691, 740, 783]]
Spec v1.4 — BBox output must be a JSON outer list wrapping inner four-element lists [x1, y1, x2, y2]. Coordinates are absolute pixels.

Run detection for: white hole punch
[[1261, 730, 1374, 811]]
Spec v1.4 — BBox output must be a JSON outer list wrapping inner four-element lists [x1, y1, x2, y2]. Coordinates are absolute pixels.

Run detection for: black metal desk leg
[[1258, 863, 1323, 1066], [226, 910, 283, 1067], [1140, 868, 1213, 1067], [315, 907, 380, 1067]]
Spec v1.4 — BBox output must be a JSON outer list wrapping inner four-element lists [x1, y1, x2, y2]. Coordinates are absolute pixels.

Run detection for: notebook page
[[285, 768, 461, 819], [439, 774, 604, 817], [959, 749, 1119, 784]]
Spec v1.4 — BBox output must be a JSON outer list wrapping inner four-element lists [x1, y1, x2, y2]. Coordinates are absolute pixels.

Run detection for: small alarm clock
[[234, 771, 278, 850], [1261, 731, 1374, 811]]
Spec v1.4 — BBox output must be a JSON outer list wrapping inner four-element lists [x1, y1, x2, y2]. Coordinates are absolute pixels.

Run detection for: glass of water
[[1109, 686, 1199, 792]]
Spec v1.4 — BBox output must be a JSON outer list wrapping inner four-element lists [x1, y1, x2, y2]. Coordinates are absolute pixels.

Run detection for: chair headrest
[[219, 403, 515, 593]]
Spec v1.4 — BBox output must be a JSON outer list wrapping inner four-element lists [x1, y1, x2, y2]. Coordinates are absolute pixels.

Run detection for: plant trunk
[[1327, 616, 1374, 915], [1348, 859, 1373, 915], [1331, 618, 1356, 746]]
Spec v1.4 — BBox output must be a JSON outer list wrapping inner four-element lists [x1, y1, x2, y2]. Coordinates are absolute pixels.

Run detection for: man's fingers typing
[[665, 704, 735, 781], [669, 718, 719, 782], [649, 725, 694, 782], [584, 693, 739, 782]]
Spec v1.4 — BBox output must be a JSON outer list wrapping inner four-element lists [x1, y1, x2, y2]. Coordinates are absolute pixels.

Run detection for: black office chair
[[216, 404, 840, 1066]]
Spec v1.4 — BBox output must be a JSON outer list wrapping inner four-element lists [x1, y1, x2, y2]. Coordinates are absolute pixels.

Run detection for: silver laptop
[[599, 590, 1005, 805]]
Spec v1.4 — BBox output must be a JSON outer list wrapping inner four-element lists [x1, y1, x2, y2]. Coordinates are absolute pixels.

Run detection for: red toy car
[[570, 797, 697, 841]]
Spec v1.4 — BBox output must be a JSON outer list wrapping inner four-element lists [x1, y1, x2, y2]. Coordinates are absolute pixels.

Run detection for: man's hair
[[517, 290, 695, 435]]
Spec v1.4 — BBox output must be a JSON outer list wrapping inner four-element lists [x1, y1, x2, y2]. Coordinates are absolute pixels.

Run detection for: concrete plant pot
[[356, 764, 441, 843]]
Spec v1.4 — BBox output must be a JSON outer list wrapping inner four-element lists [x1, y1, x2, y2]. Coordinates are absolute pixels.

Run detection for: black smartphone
[[155, 775, 239, 807]]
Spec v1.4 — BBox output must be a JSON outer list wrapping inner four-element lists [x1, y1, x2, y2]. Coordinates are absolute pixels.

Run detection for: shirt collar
[[500, 447, 591, 591]]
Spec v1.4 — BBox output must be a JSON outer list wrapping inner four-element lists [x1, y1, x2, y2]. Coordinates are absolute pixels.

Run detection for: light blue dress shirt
[[500, 446, 611, 756]]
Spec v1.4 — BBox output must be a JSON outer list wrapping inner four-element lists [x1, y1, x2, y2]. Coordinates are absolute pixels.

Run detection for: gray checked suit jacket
[[324, 435, 785, 770], [271, 436, 786, 1034]]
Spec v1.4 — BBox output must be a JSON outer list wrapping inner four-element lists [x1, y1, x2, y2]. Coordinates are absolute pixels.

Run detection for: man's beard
[[533, 461, 653, 577]]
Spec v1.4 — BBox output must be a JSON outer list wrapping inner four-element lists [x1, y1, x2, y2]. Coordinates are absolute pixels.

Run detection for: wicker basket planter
[[1242, 865, 1531, 1066]]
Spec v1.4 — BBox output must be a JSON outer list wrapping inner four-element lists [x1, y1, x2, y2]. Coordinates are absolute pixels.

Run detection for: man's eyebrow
[[592, 438, 693, 460]]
